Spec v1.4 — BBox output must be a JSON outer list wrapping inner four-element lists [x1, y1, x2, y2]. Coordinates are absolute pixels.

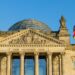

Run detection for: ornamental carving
[[9, 33, 47, 44]]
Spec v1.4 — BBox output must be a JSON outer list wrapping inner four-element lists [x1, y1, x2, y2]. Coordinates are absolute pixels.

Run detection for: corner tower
[[59, 16, 70, 44]]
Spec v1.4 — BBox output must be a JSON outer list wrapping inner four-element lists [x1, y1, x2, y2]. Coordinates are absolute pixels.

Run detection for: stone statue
[[53, 56, 59, 75], [60, 16, 66, 28]]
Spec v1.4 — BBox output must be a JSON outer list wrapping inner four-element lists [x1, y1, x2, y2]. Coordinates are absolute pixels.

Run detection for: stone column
[[20, 52, 25, 75], [46, 56, 48, 75], [59, 53, 64, 75], [6, 52, 12, 75], [47, 52, 52, 75], [0, 56, 1, 75], [34, 52, 39, 75]]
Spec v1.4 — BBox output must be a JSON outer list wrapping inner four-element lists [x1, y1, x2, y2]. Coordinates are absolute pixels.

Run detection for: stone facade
[[0, 17, 75, 75]]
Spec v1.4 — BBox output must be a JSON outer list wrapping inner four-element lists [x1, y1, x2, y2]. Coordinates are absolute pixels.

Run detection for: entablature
[[0, 45, 65, 53]]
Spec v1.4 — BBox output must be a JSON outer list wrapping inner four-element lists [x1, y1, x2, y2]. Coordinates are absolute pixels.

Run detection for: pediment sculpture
[[9, 33, 47, 44]]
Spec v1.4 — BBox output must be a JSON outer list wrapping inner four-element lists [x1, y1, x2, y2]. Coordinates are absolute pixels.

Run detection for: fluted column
[[34, 52, 39, 75], [47, 52, 52, 75], [20, 52, 25, 75], [6, 52, 12, 75]]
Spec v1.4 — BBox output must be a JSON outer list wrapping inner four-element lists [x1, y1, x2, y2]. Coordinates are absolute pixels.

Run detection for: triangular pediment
[[0, 29, 64, 45]]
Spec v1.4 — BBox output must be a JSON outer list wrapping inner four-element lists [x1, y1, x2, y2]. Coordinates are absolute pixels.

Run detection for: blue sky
[[0, 0, 75, 44]]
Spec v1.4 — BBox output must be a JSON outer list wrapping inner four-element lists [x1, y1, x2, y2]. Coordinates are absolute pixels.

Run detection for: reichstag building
[[0, 16, 75, 75]]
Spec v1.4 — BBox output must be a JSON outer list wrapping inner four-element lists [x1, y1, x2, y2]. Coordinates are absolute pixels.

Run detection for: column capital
[[47, 52, 52, 56], [60, 52, 65, 55], [6, 52, 12, 56], [19, 52, 25, 56], [59, 54, 62, 58], [34, 52, 39, 56]]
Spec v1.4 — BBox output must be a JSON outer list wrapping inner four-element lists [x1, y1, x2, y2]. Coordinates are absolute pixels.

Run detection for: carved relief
[[9, 33, 47, 44]]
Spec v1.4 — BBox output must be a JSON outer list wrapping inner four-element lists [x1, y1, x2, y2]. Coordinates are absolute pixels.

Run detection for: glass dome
[[8, 19, 51, 33]]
